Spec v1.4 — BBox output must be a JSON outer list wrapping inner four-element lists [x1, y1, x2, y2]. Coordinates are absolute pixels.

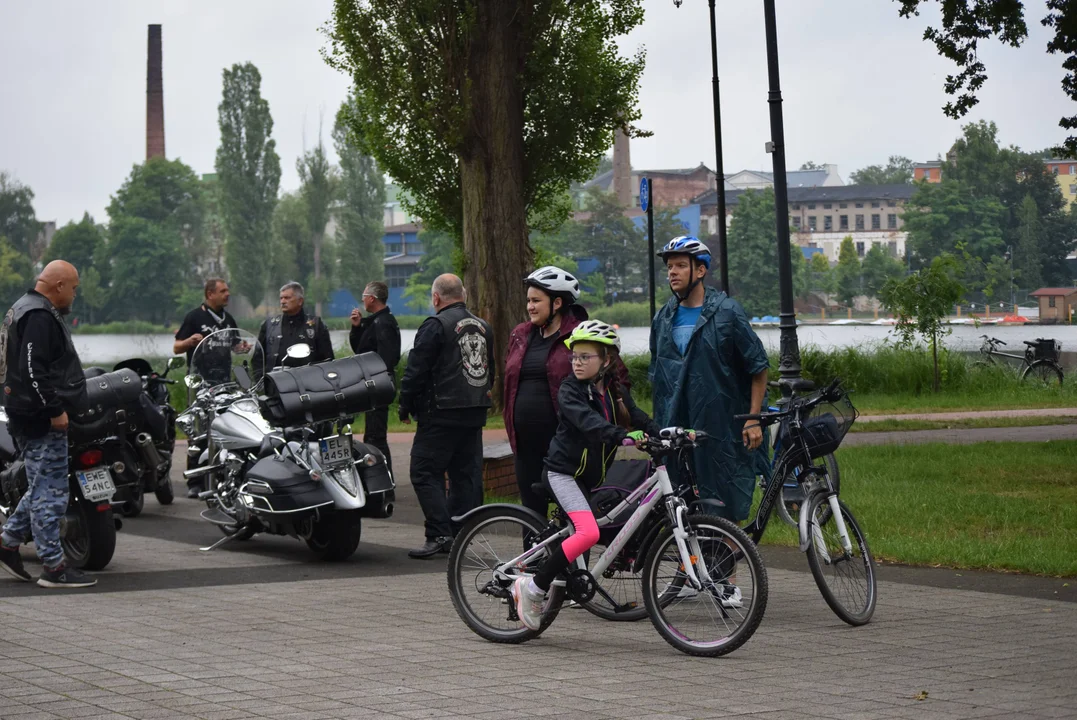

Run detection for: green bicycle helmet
[[564, 320, 621, 351]]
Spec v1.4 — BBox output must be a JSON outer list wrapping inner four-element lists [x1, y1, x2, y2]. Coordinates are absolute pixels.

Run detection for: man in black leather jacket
[[397, 274, 494, 558], [0, 261, 96, 588], [349, 281, 401, 471], [257, 281, 334, 374]]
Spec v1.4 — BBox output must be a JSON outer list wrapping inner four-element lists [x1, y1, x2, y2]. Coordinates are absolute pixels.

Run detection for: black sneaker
[[37, 564, 97, 589], [0, 545, 31, 582]]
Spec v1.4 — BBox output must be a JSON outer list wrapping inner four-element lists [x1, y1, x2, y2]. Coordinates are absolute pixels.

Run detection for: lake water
[[73, 323, 1077, 365]]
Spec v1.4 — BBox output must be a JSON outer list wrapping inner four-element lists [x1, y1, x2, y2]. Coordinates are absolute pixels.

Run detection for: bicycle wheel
[[446, 506, 565, 644], [803, 491, 877, 626], [775, 453, 840, 528], [641, 514, 768, 657], [1022, 360, 1064, 386]]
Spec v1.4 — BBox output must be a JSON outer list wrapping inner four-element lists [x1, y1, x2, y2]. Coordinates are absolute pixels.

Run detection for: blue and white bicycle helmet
[[657, 236, 711, 270]]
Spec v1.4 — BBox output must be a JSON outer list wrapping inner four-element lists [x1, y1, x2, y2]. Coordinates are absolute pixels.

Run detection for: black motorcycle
[[83, 357, 183, 517], [0, 410, 124, 572]]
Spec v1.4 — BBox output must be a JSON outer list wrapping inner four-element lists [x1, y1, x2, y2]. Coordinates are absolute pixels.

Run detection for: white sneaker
[[512, 577, 547, 631], [715, 582, 743, 609], [676, 584, 699, 599]]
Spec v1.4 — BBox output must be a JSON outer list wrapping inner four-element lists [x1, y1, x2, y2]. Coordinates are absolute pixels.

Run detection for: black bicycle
[[978, 335, 1064, 386], [736, 377, 877, 626]]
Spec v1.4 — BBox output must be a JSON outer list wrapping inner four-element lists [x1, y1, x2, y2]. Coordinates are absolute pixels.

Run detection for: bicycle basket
[[781, 392, 858, 462], [1031, 338, 1061, 363]]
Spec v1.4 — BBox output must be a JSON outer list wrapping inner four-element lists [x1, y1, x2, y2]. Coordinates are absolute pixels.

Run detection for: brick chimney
[[612, 126, 632, 208], [146, 24, 165, 160]]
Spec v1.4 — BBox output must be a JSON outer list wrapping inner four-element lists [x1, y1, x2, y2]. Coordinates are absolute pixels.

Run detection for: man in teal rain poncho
[[649, 237, 770, 521]]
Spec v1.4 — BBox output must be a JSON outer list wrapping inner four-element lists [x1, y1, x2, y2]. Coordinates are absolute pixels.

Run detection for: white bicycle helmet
[[565, 319, 621, 352], [524, 266, 581, 303]]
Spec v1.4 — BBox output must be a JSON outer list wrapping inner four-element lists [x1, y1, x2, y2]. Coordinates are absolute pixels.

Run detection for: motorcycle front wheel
[[305, 510, 362, 561]]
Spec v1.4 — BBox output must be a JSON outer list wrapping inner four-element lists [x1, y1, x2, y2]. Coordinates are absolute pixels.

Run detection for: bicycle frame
[[492, 462, 715, 592], [744, 409, 838, 550], [983, 346, 1029, 365]]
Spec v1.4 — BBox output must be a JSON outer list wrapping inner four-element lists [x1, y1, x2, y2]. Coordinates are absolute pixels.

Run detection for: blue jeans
[[1, 430, 70, 568]]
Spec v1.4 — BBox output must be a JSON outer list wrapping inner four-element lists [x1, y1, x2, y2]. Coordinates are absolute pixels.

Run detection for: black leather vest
[[0, 292, 87, 415], [265, 311, 318, 370], [431, 304, 492, 411]]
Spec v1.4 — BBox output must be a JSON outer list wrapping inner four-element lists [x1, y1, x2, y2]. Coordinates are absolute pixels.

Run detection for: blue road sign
[[639, 177, 650, 212]]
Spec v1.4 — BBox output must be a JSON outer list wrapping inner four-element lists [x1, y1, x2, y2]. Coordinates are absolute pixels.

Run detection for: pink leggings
[[533, 472, 601, 592]]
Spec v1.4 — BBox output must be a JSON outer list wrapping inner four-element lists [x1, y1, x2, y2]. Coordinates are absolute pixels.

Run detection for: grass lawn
[[854, 384, 1077, 414], [754, 440, 1077, 577], [851, 416, 1077, 433]]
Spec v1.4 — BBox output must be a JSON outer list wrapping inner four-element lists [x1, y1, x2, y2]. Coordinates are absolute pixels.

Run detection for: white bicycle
[[446, 429, 768, 657]]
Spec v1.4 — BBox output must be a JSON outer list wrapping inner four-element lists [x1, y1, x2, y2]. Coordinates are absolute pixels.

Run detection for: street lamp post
[[762, 0, 802, 387], [674, 0, 729, 294]]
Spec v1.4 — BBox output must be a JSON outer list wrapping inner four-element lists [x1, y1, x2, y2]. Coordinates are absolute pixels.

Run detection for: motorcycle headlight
[[176, 412, 195, 436], [330, 468, 359, 496]]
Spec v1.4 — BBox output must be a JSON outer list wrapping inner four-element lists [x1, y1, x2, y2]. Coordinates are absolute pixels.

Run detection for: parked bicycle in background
[[978, 335, 1064, 386]]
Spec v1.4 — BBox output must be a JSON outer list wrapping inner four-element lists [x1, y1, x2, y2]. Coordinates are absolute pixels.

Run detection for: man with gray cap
[[398, 274, 493, 558]]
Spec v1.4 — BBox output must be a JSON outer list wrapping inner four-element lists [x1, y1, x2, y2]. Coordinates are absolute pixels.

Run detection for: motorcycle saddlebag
[[354, 442, 394, 494], [69, 368, 144, 444], [241, 455, 334, 514], [261, 353, 395, 427], [0, 460, 27, 509]]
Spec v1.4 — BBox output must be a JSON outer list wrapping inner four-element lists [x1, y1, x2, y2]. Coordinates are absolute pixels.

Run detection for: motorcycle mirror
[[184, 375, 203, 390], [285, 344, 312, 360], [167, 356, 185, 373], [234, 365, 252, 392]]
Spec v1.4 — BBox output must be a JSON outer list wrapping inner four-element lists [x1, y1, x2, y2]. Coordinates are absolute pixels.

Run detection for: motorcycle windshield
[[189, 329, 264, 390]]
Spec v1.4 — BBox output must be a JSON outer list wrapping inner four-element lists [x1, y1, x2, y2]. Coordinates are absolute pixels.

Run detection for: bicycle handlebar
[[734, 377, 845, 426], [980, 335, 1006, 345]]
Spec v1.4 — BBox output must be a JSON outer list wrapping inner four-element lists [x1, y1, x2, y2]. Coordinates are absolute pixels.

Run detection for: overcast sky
[[1, 0, 1072, 226]]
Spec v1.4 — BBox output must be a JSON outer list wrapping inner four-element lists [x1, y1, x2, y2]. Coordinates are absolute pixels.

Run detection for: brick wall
[[482, 441, 518, 500]]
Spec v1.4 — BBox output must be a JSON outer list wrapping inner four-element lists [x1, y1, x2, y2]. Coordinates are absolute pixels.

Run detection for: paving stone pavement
[[0, 452, 1074, 719]]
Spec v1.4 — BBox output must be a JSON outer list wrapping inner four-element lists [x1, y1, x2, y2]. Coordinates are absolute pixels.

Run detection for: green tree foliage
[[1014, 193, 1043, 290], [726, 188, 806, 317], [79, 266, 109, 324], [861, 243, 905, 298], [0, 172, 41, 260], [105, 158, 203, 324], [297, 137, 338, 315], [849, 156, 913, 185], [270, 192, 308, 290], [897, 1, 1077, 156], [215, 62, 282, 306], [904, 179, 1005, 265], [906, 121, 1075, 285], [799, 161, 823, 170], [880, 254, 966, 392], [809, 251, 834, 295], [325, 0, 646, 406], [333, 97, 386, 302], [45, 213, 105, 274], [0, 237, 34, 310], [403, 229, 459, 311], [834, 236, 861, 308]]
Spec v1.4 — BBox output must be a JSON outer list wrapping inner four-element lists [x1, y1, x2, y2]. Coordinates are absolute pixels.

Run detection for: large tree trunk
[[459, 0, 532, 412]]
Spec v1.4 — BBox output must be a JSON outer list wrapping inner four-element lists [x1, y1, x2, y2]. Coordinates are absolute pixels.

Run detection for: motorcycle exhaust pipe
[[183, 464, 222, 480], [134, 432, 164, 471]]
